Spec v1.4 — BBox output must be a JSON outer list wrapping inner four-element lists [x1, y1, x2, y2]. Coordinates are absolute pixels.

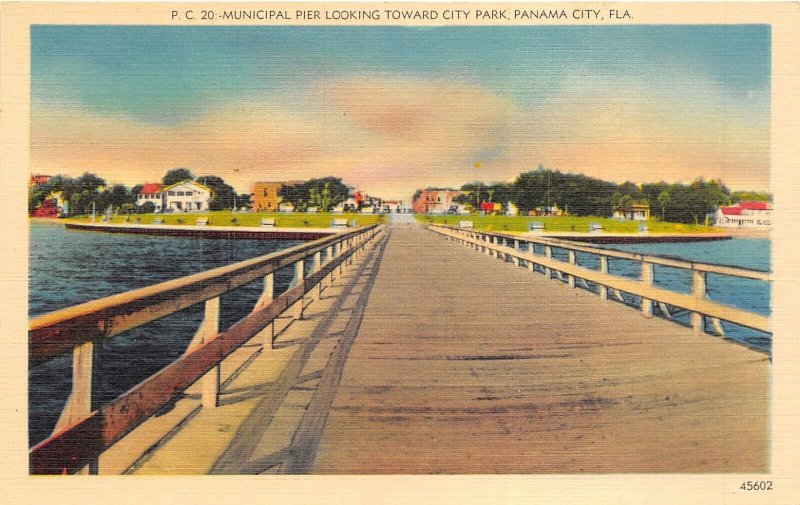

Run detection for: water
[[29, 222, 303, 446]]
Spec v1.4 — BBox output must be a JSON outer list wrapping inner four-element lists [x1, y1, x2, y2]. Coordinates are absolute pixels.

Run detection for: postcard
[[1, 2, 798, 504]]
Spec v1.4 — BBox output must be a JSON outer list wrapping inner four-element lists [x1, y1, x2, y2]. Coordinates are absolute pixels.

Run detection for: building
[[135, 183, 164, 212], [412, 189, 462, 213], [29, 174, 50, 187], [162, 180, 213, 212], [613, 203, 651, 221], [715, 201, 772, 228], [250, 181, 302, 212]]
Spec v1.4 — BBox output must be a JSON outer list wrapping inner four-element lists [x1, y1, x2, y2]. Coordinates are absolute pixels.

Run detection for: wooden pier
[[30, 223, 769, 474]]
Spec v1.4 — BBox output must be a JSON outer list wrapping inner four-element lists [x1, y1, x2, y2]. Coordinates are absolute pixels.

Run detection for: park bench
[[528, 221, 545, 233], [152, 218, 163, 225], [588, 222, 604, 233], [331, 218, 348, 228], [349, 219, 359, 228], [458, 220, 474, 229], [260, 218, 276, 228], [638, 222, 649, 234], [195, 217, 208, 226]]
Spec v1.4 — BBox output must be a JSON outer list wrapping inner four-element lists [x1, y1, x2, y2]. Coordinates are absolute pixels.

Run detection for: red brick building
[[412, 189, 462, 213]]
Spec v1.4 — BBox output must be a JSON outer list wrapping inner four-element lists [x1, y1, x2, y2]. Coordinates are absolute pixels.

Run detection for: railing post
[[567, 250, 576, 288], [641, 262, 654, 317], [181, 296, 222, 409], [326, 245, 334, 286], [544, 246, 552, 280], [312, 251, 322, 300], [599, 256, 609, 300], [293, 259, 305, 319], [692, 270, 706, 335], [528, 243, 535, 272], [53, 341, 103, 473], [514, 240, 520, 266], [255, 273, 275, 348]]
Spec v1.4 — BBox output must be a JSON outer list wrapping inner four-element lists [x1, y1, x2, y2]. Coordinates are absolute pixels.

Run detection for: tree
[[278, 177, 350, 211], [657, 190, 670, 220], [28, 185, 50, 214], [196, 175, 235, 210], [162, 168, 194, 186], [616, 194, 634, 211], [140, 201, 156, 214]]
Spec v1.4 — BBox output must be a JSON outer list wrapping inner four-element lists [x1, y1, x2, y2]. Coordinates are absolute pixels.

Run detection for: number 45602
[[740, 481, 772, 491]]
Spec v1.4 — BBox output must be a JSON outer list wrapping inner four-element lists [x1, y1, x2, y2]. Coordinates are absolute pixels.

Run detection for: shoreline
[[60, 221, 344, 240]]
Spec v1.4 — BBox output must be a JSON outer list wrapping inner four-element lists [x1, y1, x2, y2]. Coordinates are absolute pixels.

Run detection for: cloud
[[30, 73, 770, 200]]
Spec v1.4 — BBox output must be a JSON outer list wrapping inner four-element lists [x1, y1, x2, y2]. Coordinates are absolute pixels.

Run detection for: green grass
[[65, 211, 384, 228], [414, 214, 718, 234]]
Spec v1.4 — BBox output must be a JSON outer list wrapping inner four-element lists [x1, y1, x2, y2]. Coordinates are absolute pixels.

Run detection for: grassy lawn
[[65, 211, 384, 228], [415, 214, 718, 234]]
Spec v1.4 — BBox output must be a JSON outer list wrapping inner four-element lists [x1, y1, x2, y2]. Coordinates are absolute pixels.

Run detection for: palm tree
[[657, 190, 670, 221]]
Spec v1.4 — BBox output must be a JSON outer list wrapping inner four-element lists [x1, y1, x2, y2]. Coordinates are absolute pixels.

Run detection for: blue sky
[[31, 25, 771, 197]]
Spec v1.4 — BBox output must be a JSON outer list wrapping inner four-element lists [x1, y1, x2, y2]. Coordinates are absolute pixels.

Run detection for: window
[[176, 191, 185, 196], [168, 191, 175, 196], [185, 191, 193, 196]]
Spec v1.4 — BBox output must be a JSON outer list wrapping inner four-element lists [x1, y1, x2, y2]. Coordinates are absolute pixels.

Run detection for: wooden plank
[[308, 225, 768, 473]]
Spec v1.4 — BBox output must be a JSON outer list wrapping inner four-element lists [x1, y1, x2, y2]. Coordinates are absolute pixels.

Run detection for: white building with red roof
[[136, 183, 164, 211], [715, 201, 772, 228]]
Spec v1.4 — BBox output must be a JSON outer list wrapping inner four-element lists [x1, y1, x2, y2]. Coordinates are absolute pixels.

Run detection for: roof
[[139, 183, 163, 195], [737, 201, 769, 210], [162, 180, 213, 193], [720, 206, 743, 216]]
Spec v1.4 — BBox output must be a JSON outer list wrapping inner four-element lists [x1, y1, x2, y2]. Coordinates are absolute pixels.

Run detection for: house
[[29, 174, 50, 187], [162, 180, 213, 212], [715, 201, 772, 228], [412, 189, 462, 213], [613, 203, 651, 221], [31, 198, 59, 218], [250, 181, 303, 212], [135, 183, 164, 212]]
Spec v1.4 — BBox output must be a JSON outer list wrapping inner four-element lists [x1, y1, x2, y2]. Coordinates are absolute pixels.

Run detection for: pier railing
[[29, 224, 384, 474], [428, 224, 771, 339]]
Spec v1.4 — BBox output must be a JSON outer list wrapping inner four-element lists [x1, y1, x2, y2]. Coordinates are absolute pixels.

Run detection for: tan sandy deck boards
[[310, 225, 768, 473], [128, 224, 767, 474]]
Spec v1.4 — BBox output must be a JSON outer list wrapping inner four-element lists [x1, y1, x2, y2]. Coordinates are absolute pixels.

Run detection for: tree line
[[28, 168, 252, 216], [453, 166, 771, 224], [277, 177, 352, 211]]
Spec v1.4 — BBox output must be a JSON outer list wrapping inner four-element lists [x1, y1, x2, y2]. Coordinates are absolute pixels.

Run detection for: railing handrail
[[29, 225, 378, 365], [428, 224, 770, 335], [428, 224, 772, 281]]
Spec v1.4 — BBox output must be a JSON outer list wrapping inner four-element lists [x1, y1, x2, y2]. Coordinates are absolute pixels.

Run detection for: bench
[[349, 219, 359, 228], [195, 217, 208, 226], [331, 218, 348, 228], [588, 222, 604, 233], [638, 222, 649, 234], [152, 218, 163, 225], [260, 218, 276, 228], [528, 221, 545, 233], [458, 220, 474, 229]]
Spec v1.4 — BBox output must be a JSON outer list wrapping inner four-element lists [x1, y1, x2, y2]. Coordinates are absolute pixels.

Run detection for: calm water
[[29, 222, 303, 445], [29, 224, 772, 446]]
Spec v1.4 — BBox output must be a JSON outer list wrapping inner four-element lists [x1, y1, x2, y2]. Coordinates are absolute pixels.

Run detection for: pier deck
[[114, 223, 768, 474]]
